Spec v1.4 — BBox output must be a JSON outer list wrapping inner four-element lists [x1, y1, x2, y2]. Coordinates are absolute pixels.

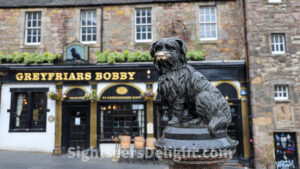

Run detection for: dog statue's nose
[[156, 52, 167, 61]]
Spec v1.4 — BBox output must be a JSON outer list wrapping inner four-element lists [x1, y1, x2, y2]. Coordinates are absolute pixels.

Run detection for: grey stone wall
[[0, 0, 246, 62], [246, 0, 300, 168]]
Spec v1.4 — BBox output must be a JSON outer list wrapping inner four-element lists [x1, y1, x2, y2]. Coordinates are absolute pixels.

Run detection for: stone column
[[90, 82, 98, 149], [53, 82, 63, 155]]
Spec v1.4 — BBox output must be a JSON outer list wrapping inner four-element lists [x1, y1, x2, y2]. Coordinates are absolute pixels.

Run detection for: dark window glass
[[31, 92, 46, 128], [100, 103, 145, 140], [10, 89, 48, 132]]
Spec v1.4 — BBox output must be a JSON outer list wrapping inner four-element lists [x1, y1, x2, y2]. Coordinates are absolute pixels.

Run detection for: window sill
[[81, 41, 97, 45], [267, 2, 283, 4], [135, 40, 153, 44], [274, 99, 290, 103], [271, 52, 286, 55], [23, 44, 43, 49], [198, 40, 218, 44], [9, 128, 46, 132]]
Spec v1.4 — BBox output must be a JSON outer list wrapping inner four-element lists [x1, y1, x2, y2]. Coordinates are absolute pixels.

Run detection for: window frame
[[274, 85, 289, 101], [80, 9, 97, 44], [9, 88, 49, 132], [24, 11, 42, 46], [135, 8, 153, 43], [199, 6, 218, 41], [271, 33, 286, 55]]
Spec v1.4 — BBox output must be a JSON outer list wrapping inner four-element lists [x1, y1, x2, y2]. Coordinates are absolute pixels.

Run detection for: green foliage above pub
[[0, 50, 205, 65], [97, 49, 205, 65], [0, 52, 59, 64]]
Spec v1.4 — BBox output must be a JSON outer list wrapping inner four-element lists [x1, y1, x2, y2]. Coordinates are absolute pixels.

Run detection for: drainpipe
[[242, 0, 254, 165], [100, 4, 104, 52]]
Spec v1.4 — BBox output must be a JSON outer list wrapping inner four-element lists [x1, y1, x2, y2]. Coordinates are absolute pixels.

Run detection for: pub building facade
[[0, 0, 252, 166]]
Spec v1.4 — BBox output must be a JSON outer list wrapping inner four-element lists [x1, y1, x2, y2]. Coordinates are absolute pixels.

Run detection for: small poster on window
[[75, 117, 81, 126]]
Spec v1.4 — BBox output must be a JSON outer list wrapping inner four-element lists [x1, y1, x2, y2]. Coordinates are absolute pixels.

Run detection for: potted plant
[[48, 92, 62, 101], [83, 91, 97, 102]]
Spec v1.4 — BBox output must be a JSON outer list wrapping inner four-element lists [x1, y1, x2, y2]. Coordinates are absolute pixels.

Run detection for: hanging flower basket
[[141, 90, 154, 101], [83, 91, 97, 102], [48, 92, 62, 101]]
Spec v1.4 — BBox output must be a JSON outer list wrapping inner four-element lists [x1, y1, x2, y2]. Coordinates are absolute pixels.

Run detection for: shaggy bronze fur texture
[[150, 38, 232, 136]]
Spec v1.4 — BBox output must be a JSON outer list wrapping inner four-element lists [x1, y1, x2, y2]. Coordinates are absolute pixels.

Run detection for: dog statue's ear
[[175, 39, 187, 55], [150, 41, 158, 58]]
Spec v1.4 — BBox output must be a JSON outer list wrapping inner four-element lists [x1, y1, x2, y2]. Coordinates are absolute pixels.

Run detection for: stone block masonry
[[246, 0, 300, 168], [0, 0, 246, 62]]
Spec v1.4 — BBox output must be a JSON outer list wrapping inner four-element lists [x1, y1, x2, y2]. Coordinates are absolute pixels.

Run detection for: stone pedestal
[[155, 127, 238, 169]]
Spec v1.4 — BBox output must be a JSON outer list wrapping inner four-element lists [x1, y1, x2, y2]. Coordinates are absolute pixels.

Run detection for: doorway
[[62, 102, 90, 152]]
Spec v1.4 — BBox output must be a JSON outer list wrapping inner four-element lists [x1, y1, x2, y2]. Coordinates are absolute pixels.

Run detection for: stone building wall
[[0, 0, 246, 63], [246, 0, 300, 168]]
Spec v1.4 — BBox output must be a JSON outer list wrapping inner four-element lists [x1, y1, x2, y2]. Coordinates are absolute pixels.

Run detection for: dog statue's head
[[150, 38, 187, 75]]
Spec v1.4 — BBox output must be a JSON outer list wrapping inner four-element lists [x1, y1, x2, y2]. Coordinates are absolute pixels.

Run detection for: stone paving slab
[[0, 150, 248, 169]]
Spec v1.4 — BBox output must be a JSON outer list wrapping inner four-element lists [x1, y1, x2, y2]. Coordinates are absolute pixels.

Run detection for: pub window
[[10, 88, 48, 132], [25, 11, 42, 45], [81, 10, 97, 43], [135, 8, 152, 42], [100, 103, 145, 141], [271, 34, 285, 54], [199, 6, 218, 41], [274, 85, 289, 101]]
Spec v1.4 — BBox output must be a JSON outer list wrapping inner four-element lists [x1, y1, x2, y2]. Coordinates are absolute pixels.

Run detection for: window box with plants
[[141, 89, 155, 101], [83, 91, 97, 102], [96, 49, 205, 65], [48, 92, 62, 101], [0, 52, 59, 65]]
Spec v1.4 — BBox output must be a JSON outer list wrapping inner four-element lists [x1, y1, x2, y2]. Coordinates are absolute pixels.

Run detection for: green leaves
[[186, 50, 205, 61], [97, 49, 205, 65], [0, 52, 59, 64]]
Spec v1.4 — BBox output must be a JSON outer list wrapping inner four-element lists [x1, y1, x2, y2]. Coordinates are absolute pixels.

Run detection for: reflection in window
[[31, 92, 46, 128]]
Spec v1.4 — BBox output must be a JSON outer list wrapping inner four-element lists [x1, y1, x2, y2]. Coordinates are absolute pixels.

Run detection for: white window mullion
[[81, 10, 97, 43], [274, 85, 289, 101], [271, 34, 285, 54], [135, 8, 152, 42], [200, 6, 217, 41], [25, 12, 41, 45]]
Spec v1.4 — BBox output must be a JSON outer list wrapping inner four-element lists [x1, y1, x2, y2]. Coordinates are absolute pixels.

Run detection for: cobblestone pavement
[[0, 150, 248, 169]]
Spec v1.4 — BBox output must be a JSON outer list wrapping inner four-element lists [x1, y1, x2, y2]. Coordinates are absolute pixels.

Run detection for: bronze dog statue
[[150, 38, 232, 136]]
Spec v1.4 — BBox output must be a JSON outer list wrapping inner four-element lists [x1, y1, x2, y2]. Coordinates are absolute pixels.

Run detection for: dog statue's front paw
[[208, 125, 216, 137], [168, 116, 180, 126]]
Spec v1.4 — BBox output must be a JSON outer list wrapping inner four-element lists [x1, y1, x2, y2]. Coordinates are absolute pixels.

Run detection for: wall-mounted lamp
[[63, 94, 68, 100], [147, 69, 151, 79]]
